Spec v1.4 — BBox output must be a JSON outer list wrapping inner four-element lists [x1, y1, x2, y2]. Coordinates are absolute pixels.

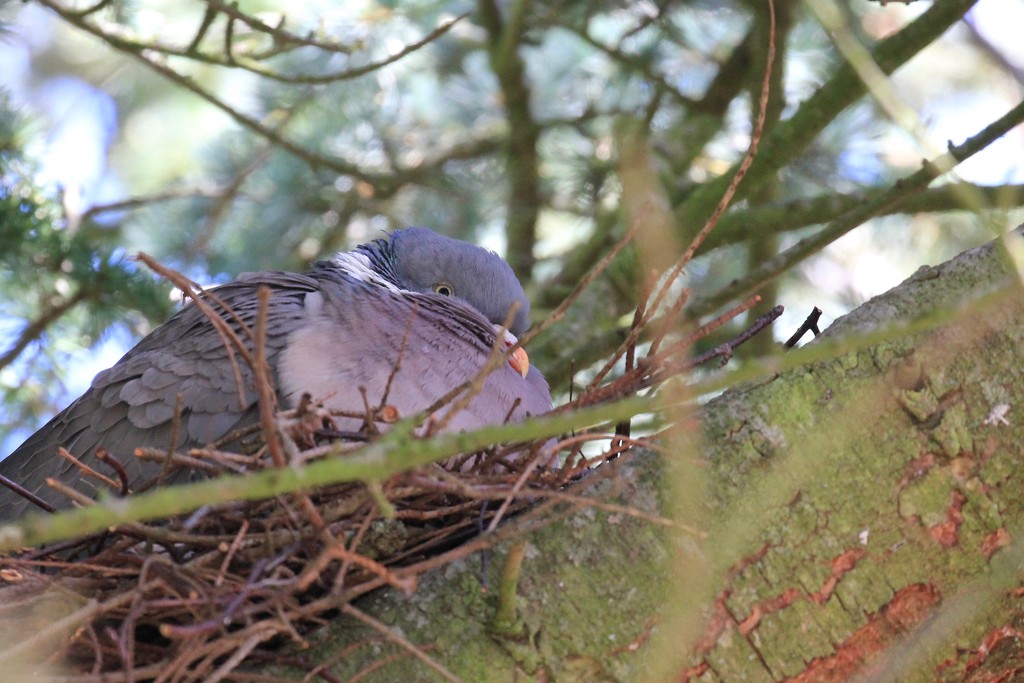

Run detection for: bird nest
[[0, 406, 636, 682]]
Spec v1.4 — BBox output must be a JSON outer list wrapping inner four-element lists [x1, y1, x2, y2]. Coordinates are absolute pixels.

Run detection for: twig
[[642, 285, 692, 361], [55, 447, 120, 493], [493, 540, 527, 630], [203, 626, 279, 683], [136, 253, 253, 410], [585, 269, 670, 390], [254, 286, 284, 468], [0, 289, 89, 371], [485, 451, 546, 534], [689, 98, 1024, 318], [638, 0, 777, 333], [215, 519, 250, 588], [785, 306, 823, 348], [80, 186, 226, 223], [94, 449, 130, 496], [0, 593, 130, 664], [659, 304, 784, 375], [517, 220, 641, 349], [647, 294, 763, 365], [0, 474, 56, 513], [364, 479, 397, 520], [155, 393, 185, 488], [333, 509, 378, 592], [44, 482, 95, 513], [425, 304, 522, 436], [378, 302, 419, 412]]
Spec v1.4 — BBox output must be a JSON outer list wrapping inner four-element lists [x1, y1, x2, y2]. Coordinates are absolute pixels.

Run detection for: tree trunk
[[269, 228, 1024, 682]]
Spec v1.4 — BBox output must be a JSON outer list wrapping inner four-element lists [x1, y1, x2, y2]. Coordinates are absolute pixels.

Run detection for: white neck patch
[[333, 251, 400, 293]]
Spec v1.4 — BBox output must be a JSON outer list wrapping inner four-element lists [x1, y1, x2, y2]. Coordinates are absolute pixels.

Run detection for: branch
[[688, 97, 1024, 317], [79, 186, 230, 223], [672, 0, 980, 241], [478, 0, 542, 277], [667, 26, 755, 175], [565, 23, 697, 111], [203, 13, 467, 86], [71, 0, 461, 80], [964, 13, 1024, 86], [700, 182, 1024, 253], [0, 289, 89, 371], [0, 395, 654, 551], [33, 0, 457, 197]]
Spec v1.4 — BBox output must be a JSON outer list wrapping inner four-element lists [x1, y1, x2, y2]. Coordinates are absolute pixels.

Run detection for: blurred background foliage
[[0, 0, 1022, 453]]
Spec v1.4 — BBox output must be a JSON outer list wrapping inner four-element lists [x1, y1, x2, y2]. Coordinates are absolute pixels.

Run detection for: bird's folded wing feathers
[[0, 271, 318, 518], [0, 267, 551, 520]]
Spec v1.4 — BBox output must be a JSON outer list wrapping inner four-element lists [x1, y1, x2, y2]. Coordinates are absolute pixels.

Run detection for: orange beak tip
[[508, 347, 530, 379]]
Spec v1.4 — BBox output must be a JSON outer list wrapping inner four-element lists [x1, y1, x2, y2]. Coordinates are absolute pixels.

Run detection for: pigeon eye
[[433, 282, 455, 297]]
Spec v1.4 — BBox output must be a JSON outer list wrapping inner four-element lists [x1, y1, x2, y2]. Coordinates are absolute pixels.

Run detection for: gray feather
[[0, 228, 551, 520]]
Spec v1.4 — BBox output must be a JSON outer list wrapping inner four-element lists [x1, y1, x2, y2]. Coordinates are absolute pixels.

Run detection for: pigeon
[[0, 227, 551, 520]]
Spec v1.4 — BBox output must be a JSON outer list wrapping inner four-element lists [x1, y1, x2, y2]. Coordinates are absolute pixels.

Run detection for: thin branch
[[699, 182, 1024, 254], [784, 307, 823, 349], [378, 303, 419, 413], [0, 475, 56, 514], [202, 0, 359, 59], [478, 0, 542, 276], [0, 289, 89, 371], [517, 219, 641, 349], [254, 286, 284, 469], [185, 3, 218, 54], [221, 14, 470, 86], [672, 0, 979, 240], [689, 97, 1024, 317], [0, 395, 654, 551], [964, 14, 1024, 86], [73, 0, 464, 75], [426, 304, 521, 435], [135, 253, 252, 409], [79, 186, 230, 223], [33, 0, 390, 188], [566, 24, 697, 111], [650, 0, 776, 315]]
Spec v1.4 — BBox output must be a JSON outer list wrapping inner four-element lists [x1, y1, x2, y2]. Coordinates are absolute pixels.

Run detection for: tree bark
[[269, 228, 1024, 681]]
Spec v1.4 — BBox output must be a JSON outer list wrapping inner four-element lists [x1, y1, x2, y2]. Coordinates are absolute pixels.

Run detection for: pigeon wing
[[0, 271, 318, 519]]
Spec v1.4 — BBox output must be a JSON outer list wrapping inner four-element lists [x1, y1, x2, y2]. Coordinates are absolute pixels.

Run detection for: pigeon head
[[366, 227, 533, 336]]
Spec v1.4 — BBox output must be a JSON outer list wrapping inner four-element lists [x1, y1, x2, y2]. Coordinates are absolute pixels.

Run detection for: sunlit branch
[[566, 24, 698, 111], [700, 182, 1024, 253], [688, 97, 1024, 317], [48, 2, 466, 84], [673, 0, 980, 238]]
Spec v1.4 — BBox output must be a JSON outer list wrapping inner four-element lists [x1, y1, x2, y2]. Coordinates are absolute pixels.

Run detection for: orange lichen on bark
[[783, 583, 941, 683], [810, 548, 867, 605], [738, 587, 802, 635], [927, 490, 965, 547], [980, 527, 1010, 559], [963, 625, 1024, 677]]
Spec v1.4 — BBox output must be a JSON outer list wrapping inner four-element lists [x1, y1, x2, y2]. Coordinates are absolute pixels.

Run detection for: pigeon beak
[[508, 347, 530, 378], [498, 328, 530, 378]]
